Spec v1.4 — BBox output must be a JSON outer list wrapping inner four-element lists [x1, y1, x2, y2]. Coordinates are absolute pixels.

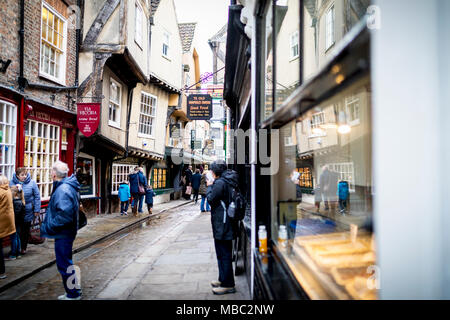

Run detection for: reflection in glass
[[302, 0, 370, 81], [272, 78, 375, 299], [275, 0, 300, 111]]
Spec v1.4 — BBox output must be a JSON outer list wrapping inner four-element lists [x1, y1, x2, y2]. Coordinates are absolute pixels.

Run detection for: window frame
[[0, 100, 17, 180], [24, 120, 60, 201], [151, 167, 168, 190], [39, 1, 67, 85], [111, 164, 136, 195], [289, 30, 299, 60], [134, 1, 144, 49], [77, 153, 96, 199], [345, 95, 361, 126], [325, 4, 335, 51], [138, 91, 157, 138], [108, 78, 122, 128], [162, 30, 170, 59]]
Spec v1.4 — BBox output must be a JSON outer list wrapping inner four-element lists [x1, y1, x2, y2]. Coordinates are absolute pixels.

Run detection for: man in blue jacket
[[41, 160, 82, 300]]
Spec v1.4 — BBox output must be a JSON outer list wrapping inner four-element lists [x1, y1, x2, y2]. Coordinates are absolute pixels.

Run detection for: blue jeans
[[10, 232, 21, 257], [120, 201, 129, 213], [131, 194, 145, 213], [55, 238, 82, 298], [200, 196, 210, 211]]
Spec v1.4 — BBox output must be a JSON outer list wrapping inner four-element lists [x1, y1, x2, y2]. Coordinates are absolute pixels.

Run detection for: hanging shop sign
[[187, 94, 212, 120], [170, 124, 181, 138], [77, 103, 100, 137]]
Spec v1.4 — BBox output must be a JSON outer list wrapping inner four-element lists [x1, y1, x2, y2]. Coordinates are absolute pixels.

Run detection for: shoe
[[20, 250, 26, 255], [212, 286, 236, 295], [124, 212, 128, 216], [57, 293, 81, 300], [4, 256, 16, 261], [210, 280, 221, 288], [0, 274, 6, 279], [120, 212, 124, 216]]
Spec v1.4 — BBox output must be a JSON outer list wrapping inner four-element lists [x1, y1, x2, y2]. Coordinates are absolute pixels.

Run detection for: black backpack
[[226, 184, 246, 221]]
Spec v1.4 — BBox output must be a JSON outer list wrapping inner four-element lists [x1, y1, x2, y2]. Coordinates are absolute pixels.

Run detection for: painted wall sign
[[187, 94, 212, 120], [77, 103, 100, 137]]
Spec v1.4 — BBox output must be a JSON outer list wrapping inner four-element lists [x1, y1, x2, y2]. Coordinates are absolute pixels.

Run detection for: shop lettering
[[29, 111, 74, 128]]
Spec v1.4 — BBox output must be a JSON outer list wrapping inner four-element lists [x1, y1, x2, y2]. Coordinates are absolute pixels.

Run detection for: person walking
[[183, 165, 193, 200], [206, 160, 238, 295], [10, 167, 41, 255], [0, 176, 16, 280], [5, 185, 26, 260], [145, 184, 157, 214], [129, 167, 147, 216], [199, 171, 210, 212], [191, 169, 202, 204], [40, 161, 82, 300], [118, 181, 131, 216]]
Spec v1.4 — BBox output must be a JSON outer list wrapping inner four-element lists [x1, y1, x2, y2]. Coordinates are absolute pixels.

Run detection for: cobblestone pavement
[[0, 202, 251, 300]]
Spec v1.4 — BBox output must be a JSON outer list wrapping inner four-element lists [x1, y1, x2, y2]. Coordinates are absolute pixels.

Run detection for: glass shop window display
[[272, 77, 377, 300]]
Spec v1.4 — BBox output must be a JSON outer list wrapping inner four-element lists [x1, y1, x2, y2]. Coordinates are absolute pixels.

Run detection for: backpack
[[224, 184, 246, 221]]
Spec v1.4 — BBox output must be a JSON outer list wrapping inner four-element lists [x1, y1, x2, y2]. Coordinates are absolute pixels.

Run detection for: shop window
[[325, 5, 335, 51], [111, 164, 135, 195], [272, 78, 376, 299], [162, 31, 170, 58], [25, 120, 60, 200], [40, 3, 66, 84], [152, 168, 167, 189], [0, 101, 16, 180], [135, 1, 144, 48], [76, 154, 95, 198], [109, 79, 122, 127], [139, 92, 157, 137], [296, 167, 313, 189]]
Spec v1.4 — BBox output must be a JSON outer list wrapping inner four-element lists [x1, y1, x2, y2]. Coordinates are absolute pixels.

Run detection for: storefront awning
[[128, 146, 164, 161]]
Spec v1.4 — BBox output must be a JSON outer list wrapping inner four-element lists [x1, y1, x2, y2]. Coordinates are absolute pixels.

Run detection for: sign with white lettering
[[77, 103, 100, 137], [187, 94, 212, 120]]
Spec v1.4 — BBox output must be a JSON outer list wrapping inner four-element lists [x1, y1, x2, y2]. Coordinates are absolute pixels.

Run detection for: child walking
[[5, 185, 26, 260], [118, 181, 131, 216], [145, 184, 156, 214], [337, 180, 350, 214]]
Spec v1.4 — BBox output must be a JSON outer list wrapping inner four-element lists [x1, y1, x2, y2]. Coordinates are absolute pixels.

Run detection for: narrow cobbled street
[[0, 203, 250, 300]]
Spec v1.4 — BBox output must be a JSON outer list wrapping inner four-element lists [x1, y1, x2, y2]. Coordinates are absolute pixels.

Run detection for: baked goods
[[331, 266, 371, 286], [295, 232, 351, 247], [345, 276, 378, 300], [314, 251, 375, 270], [304, 239, 371, 259]]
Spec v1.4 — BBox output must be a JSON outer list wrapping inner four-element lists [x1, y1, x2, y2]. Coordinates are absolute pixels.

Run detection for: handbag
[[78, 203, 87, 230], [138, 184, 146, 195], [29, 214, 46, 245], [185, 186, 192, 195]]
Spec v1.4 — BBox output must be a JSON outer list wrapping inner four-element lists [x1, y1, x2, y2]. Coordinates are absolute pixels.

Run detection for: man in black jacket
[[206, 160, 237, 295]]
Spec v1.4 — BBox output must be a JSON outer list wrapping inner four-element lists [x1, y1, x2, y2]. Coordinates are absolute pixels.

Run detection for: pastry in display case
[[290, 231, 377, 300]]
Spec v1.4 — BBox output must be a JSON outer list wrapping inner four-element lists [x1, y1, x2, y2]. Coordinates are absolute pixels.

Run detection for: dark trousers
[[20, 221, 32, 252], [193, 189, 199, 203], [55, 237, 82, 298], [0, 238, 4, 275], [147, 203, 153, 213], [214, 239, 235, 287], [339, 199, 348, 211], [120, 201, 129, 213]]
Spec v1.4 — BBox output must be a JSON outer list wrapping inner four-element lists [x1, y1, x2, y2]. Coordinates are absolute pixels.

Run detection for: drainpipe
[[18, 0, 25, 91]]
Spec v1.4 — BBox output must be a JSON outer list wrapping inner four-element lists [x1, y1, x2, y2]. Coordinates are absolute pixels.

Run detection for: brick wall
[[0, 0, 78, 111]]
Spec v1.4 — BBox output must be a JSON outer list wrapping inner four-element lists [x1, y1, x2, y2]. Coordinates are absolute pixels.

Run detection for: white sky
[[173, 0, 229, 76]]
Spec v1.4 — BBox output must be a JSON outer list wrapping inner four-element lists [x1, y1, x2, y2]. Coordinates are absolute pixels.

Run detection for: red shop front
[[19, 99, 77, 208]]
